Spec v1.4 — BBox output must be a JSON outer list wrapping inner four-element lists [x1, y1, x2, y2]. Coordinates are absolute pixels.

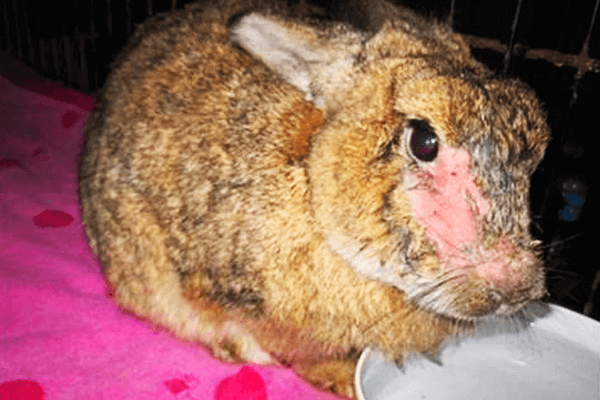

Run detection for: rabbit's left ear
[[231, 13, 363, 107]]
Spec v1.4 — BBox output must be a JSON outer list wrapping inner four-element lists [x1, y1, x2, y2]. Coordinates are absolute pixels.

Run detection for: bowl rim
[[354, 303, 600, 400]]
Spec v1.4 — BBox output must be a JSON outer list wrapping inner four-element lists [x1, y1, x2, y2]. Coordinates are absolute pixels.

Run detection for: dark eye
[[408, 119, 438, 162]]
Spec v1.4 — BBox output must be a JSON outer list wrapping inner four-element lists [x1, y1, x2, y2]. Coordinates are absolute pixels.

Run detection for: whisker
[[544, 267, 583, 278], [538, 232, 586, 249]]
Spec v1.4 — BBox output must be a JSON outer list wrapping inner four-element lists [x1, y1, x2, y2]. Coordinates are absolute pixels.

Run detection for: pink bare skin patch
[[405, 146, 530, 289]]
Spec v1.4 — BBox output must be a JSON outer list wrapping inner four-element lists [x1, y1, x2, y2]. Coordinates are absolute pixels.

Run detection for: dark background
[[2, 0, 598, 320]]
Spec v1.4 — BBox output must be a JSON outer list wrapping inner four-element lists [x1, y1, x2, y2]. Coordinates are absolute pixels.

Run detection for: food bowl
[[355, 303, 600, 400]]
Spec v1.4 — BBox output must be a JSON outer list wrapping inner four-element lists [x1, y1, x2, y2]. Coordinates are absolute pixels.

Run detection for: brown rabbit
[[79, 0, 550, 397]]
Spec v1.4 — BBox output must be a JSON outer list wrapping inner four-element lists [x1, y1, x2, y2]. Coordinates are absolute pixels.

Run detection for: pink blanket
[[0, 52, 341, 400]]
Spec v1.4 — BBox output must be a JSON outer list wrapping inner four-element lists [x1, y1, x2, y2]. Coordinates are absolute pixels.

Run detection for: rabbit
[[79, 0, 551, 397]]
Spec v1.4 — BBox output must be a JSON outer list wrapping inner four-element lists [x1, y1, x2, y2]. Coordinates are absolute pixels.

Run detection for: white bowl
[[355, 303, 600, 400]]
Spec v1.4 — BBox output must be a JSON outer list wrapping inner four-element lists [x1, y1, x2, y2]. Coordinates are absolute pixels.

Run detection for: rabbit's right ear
[[231, 13, 364, 108]]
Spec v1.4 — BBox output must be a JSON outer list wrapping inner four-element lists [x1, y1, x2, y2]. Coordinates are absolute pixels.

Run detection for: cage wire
[[1, 0, 597, 319]]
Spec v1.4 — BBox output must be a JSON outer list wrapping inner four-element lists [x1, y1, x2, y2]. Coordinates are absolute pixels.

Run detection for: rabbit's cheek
[[405, 146, 490, 252], [405, 146, 531, 289]]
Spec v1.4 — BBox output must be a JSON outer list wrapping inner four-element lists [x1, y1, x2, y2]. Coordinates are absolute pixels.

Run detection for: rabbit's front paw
[[294, 358, 357, 398], [212, 321, 276, 365]]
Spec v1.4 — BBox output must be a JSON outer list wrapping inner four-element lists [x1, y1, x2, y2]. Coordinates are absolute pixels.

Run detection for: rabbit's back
[[80, 0, 318, 318]]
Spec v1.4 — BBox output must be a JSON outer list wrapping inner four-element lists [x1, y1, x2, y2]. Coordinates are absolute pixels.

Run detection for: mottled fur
[[79, 0, 550, 397]]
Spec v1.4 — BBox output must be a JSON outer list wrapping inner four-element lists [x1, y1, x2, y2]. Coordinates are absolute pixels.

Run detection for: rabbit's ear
[[231, 13, 362, 107]]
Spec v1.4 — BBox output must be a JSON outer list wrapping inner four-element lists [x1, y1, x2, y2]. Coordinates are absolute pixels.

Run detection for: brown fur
[[80, 0, 550, 397]]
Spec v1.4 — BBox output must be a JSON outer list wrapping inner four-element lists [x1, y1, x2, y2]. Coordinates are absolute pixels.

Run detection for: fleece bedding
[[0, 52, 341, 400]]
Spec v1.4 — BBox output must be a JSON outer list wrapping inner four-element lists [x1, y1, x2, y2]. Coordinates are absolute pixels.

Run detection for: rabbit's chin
[[327, 232, 544, 323]]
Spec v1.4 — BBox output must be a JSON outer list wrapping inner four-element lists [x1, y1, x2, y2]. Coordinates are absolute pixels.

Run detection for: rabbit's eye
[[408, 119, 438, 162]]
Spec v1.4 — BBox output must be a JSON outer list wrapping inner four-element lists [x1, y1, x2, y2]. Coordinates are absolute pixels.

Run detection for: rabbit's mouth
[[327, 230, 545, 323], [386, 264, 545, 323], [401, 269, 546, 322]]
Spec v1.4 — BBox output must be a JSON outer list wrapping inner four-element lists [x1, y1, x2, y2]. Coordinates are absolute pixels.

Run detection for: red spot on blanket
[[215, 367, 266, 400], [0, 157, 34, 175], [31, 147, 49, 161], [61, 110, 80, 129], [0, 158, 23, 170], [164, 378, 189, 394], [33, 210, 74, 228], [0, 380, 45, 400]]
